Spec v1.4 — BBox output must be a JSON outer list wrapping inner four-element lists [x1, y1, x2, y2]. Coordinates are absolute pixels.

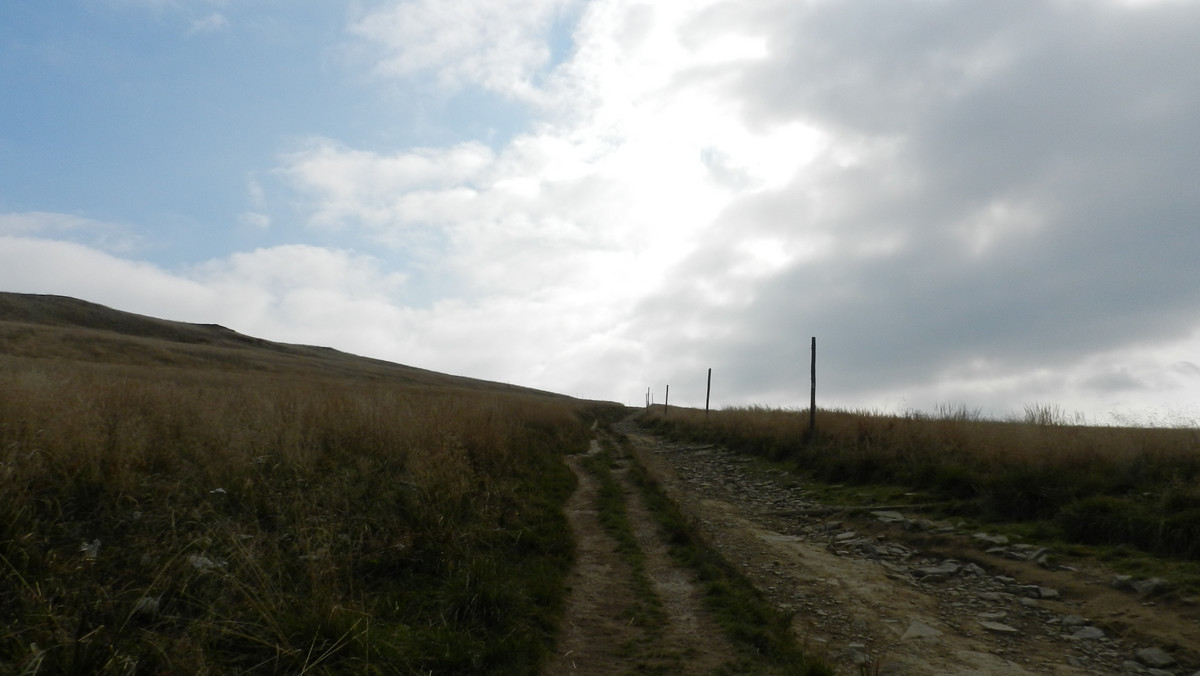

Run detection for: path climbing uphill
[[546, 425, 830, 675]]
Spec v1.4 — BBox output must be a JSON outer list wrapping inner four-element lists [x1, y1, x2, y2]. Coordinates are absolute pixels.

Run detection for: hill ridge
[[0, 291, 563, 397]]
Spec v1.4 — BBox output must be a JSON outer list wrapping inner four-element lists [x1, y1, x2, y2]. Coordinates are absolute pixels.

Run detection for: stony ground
[[548, 416, 1200, 675]]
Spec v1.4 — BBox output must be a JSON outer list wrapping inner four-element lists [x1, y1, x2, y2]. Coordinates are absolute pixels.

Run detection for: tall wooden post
[[705, 367, 712, 420], [664, 385, 669, 414], [646, 387, 650, 408], [808, 336, 817, 441]]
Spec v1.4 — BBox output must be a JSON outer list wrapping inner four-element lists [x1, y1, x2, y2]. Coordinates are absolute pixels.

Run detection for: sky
[[3, 0, 1200, 423]]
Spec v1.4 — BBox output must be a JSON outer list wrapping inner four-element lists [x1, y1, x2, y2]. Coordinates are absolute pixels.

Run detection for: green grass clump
[[0, 358, 610, 674]]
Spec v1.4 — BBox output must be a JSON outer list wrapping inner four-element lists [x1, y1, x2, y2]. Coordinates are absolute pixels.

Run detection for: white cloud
[[280, 138, 494, 229], [348, 0, 576, 101], [261, 0, 1200, 419], [188, 12, 229, 34], [238, 212, 270, 229], [0, 212, 142, 253], [0, 236, 215, 323], [0, 231, 639, 391], [288, 0, 829, 301]]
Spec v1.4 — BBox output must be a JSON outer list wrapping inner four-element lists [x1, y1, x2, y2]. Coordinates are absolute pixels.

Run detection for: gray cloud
[[625, 0, 1200, 412]]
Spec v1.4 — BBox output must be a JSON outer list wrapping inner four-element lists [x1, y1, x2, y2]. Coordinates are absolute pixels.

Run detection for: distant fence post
[[664, 384, 669, 414], [705, 367, 712, 420], [645, 387, 650, 408], [808, 336, 816, 442]]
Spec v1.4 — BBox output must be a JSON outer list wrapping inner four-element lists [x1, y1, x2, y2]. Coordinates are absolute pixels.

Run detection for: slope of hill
[[0, 291, 559, 396], [0, 291, 616, 673]]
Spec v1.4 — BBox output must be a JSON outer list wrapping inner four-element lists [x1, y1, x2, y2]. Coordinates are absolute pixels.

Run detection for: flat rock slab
[[1136, 647, 1177, 668], [901, 620, 943, 641]]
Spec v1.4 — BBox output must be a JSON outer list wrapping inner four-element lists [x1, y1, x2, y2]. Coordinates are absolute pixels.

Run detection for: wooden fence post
[[808, 336, 816, 442], [664, 385, 669, 414], [705, 367, 712, 420]]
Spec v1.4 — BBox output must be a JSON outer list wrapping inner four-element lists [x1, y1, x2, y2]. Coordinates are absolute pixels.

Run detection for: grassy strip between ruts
[[600, 425, 836, 676], [579, 441, 668, 633]]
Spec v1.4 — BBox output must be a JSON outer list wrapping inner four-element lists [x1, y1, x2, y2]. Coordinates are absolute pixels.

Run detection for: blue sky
[[4, 0, 1200, 423], [0, 2, 532, 264]]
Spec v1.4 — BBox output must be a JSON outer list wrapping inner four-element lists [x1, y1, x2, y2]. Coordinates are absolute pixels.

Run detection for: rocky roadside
[[618, 418, 1200, 675]]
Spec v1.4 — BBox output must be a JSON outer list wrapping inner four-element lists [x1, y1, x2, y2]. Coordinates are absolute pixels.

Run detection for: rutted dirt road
[[546, 435, 741, 674], [548, 416, 1200, 675]]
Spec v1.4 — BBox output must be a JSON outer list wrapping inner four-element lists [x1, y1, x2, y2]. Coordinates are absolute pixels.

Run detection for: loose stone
[[1135, 647, 1176, 669], [913, 560, 961, 582], [1132, 577, 1171, 596], [1060, 614, 1087, 627], [900, 620, 943, 641], [1008, 584, 1042, 598], [1070, 626, 1105, 640], [973, 532, 1010, 546], [1037, 586, 1060, 599]]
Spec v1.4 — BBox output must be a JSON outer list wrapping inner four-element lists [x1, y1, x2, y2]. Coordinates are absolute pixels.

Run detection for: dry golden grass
[[0, 358, 610, 673]]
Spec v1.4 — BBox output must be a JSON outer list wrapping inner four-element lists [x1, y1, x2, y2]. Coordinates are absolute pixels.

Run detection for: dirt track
[[547, 417, 1200, 675], [545, 437, 740, 674]]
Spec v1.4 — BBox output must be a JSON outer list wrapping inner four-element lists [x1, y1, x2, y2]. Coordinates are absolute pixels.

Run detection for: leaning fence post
[[664, 384, 669, 414]]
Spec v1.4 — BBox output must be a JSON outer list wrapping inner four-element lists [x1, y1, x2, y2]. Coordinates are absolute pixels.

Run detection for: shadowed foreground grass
[[0, 358, 613, 674], [641, 406, 1200, 562]]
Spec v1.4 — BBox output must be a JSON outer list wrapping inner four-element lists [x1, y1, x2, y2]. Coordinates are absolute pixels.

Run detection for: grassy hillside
[[0, 292, 553, 393], [0, 292, 622, 673]]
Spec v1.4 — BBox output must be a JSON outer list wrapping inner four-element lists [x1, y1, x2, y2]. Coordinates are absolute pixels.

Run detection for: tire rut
[[546, 436, 740, 675]]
